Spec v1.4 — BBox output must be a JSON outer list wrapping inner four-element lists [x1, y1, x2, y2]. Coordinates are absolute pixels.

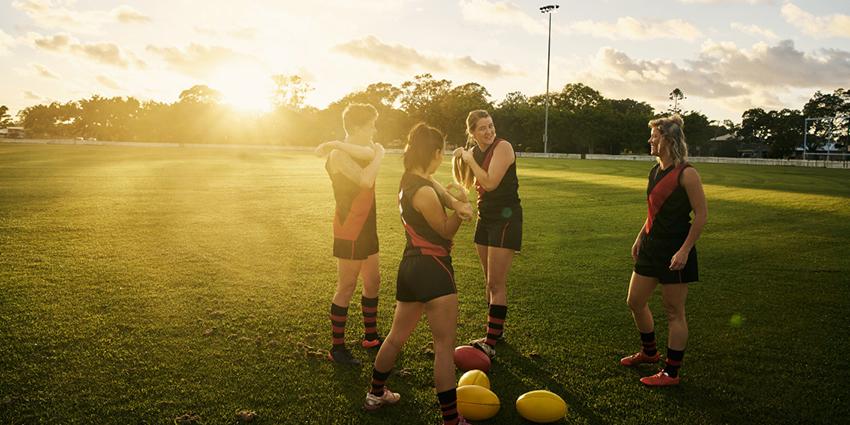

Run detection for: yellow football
[[515, 390, 567, 423], [458, 369, 491, 389], [457, 384, 500, 421]]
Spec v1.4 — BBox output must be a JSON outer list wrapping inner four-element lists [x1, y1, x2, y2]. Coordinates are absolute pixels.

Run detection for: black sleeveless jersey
[[398, 173, 453, 257], [472, 139, 521, 221], [646, 163, 693, 239], [325, 155, 377, 242]]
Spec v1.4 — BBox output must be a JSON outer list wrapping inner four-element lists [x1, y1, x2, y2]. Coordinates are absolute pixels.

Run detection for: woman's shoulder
[[493, 139, 515, 155]]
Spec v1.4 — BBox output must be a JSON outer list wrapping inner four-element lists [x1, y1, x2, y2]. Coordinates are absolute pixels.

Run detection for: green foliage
[[0, 105, 12, 126], [803, 88, 849, 148], [10, 78, 846, 157]]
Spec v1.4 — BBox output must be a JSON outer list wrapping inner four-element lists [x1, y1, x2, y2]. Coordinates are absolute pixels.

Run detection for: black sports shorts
[[396, 255, 456, 303], [333, 231, 379, 260], [634, 234, 698, 284], [474, 216, 522, 252]]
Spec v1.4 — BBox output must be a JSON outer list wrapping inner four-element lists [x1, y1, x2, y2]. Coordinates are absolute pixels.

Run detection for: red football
[[454, 346, 491, 373]]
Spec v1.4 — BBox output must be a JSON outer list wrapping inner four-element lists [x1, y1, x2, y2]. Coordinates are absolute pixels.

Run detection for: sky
[[1, 0, 849, 122]]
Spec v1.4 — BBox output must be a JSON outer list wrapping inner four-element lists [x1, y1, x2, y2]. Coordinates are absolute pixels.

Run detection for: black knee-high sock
[[640, 331, 657, 356], [370, 368, 391, 396], [485, 304, 507, 347], [362, 296, 379, 341], [664, 348, 685, 377], [437, 388, 459, 425], [330, 303, 348, 351]]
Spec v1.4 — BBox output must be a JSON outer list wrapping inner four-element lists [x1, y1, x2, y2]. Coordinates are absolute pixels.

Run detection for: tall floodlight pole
[[540, 4, 559, 154]]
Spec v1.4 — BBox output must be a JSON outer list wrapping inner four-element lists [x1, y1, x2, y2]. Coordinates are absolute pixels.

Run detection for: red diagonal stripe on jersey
[[402, 223, 449, 257], [334, 187, 374, 240], [646, 164, 688, 234]]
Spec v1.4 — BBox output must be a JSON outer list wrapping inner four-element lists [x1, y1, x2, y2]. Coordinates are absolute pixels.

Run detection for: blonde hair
[[649, 114, 688, 165], [452, 110, 491, 188]]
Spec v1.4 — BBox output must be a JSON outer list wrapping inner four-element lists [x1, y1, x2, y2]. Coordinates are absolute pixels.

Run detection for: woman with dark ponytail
[[364, 123, 472, 425], [620, 114, 707, 386], [452, 110, 522, 360]]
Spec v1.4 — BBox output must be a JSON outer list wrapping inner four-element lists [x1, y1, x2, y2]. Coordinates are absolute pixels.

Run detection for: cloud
[[24, 90, 42, 100], [781, 2, 850, 39], [31, 32, 72, 50], [146, 43, 261, 77], [569, 17, 703, 41], [333, 35, 517, 77], [112, 5, 151, 24], [30, 32, 135, 67], [459, 1, 702, 41], [96, 75, 121, 90], [12, 0, 150, 32], [31, 63, 59, 78], [0, 30, 16, 55], [692, 39, 850, 87], [582, 47, 748, 101], [730, 22, 779, 40], [580, 39, 850, 107], [70, 42, 129, 67], [677, 0, 773, 3], [459, 0, 547, 35], [195, 26, 258, 40]]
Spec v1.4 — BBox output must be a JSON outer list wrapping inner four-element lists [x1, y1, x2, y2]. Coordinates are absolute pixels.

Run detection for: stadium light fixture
[[540, 4, 559, 154]]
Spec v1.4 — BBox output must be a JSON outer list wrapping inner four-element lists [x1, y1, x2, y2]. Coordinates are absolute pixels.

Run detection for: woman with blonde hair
[[620, 114, 707, 386], [452, 110, 522, 359]]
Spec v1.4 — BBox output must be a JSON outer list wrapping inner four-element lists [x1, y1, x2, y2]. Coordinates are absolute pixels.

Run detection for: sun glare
[[210, 64, 274, 112]]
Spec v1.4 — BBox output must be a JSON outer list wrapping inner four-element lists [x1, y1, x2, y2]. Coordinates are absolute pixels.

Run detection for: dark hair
[[342, 103, 378, 135], [403, 123, 445, 172]]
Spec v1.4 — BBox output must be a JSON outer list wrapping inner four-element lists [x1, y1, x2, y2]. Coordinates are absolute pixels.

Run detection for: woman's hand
[[454, 201, 473, 221], [669, 249, 689, 271], [373, 143, 385, 159], [631, 237, 642, 262], [445, 182, 469, 203], [314, 141, 341, 157], [460, 148, 474, 164]]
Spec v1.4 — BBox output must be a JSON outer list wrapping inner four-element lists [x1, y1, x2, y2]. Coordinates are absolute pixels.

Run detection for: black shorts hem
[[396, 255, 456, 303], [474, 218, 522, 252], [333, 236, 379, 260]]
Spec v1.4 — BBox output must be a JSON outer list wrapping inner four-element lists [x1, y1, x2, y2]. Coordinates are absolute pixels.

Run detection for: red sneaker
[[620, 351, 660, 367], [362, 337, 383, 349], [640, 370, 680, 386]]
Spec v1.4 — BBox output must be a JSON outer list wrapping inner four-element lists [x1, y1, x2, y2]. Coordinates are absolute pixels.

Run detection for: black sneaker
[[328, 347, 361, 365], [469, 338, 496, 359]]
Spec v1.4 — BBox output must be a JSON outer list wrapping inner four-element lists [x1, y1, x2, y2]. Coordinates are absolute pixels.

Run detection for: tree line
[[2, 75, 847, 158]]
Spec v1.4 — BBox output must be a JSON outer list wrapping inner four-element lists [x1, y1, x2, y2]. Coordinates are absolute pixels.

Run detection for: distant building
[[706, 133, 743, 157], [796, 142, 849, 160], [737, 143, 770, 158], [0, 126, 26, 139]]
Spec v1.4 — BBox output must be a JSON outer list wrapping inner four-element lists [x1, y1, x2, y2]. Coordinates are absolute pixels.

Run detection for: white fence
[[3, 138, 848, 169], [516, 152, 850, 169]]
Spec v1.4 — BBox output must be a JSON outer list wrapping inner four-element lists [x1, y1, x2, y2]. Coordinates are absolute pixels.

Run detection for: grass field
[[1, 143, 849, 424]]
